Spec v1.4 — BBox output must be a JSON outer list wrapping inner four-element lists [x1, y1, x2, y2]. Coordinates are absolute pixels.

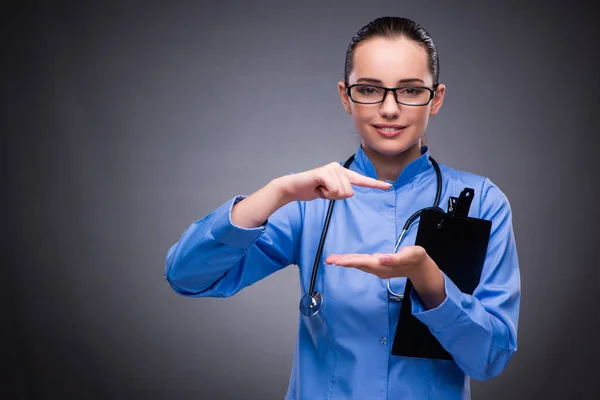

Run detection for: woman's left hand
[[325, 245, 447, 309], [324, 245, 428, 280]]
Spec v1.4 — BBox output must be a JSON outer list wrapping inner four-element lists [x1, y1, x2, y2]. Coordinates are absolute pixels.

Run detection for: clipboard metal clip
[[438, 188, 475, 230]]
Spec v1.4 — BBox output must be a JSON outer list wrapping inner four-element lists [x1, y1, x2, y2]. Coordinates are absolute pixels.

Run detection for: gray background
[[3, 1, 600, 399]]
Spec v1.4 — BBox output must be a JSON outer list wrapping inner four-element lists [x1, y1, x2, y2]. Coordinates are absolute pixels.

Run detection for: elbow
[[164, 268, 183, 294], [466, 346, 517, 381], [165, 244, 181, 287], [164, 247, 230, 298], [164, 245, 198, 297], [468, 367, 501, 382], [164, 266, 211, 298], [164, 259, 191, 296]]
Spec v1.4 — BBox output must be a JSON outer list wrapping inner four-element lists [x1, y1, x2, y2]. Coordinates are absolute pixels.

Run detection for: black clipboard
[[391, 188, 492, 360]]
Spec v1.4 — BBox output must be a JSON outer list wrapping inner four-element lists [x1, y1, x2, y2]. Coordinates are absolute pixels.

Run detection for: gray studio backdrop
[[4, 1, 600, 399]]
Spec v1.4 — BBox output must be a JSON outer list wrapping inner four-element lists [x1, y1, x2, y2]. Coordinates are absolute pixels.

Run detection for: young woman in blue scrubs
[[165, 16, 520, 400]]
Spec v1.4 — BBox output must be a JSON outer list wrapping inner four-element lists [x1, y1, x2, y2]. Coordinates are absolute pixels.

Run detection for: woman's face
[[338, 36, 445, 156]]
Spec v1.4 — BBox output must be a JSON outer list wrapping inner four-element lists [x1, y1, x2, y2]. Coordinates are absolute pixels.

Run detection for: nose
[[379, 90, 401, 119]]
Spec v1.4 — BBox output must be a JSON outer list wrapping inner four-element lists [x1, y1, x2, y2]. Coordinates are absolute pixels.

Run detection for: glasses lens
[[350, 85, 386, 104], [395, 87, 431, 105]]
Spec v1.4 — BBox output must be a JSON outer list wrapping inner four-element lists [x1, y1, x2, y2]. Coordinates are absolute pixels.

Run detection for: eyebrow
[[356, 77, 425, 84]]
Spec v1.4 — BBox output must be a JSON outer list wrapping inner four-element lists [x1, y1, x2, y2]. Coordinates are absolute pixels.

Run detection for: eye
[[399, 87, 424, 96], [357, 85, 380, 95]]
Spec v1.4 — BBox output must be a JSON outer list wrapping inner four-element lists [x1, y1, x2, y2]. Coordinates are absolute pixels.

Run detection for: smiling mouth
[[373, 125, 407, 137]]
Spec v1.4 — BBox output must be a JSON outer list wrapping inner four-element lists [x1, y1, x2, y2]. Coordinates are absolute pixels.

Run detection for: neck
[[361, 140, 423, 182]]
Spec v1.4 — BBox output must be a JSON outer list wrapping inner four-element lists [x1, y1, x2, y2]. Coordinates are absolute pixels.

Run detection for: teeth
[[379, 127, 399, 132]]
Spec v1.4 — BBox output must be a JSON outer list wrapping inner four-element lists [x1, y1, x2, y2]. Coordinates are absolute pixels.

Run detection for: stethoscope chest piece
[[299, 292, 323, 316]]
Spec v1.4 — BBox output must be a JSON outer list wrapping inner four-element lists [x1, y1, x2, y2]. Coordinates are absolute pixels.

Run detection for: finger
[[326, 254, 395, 278], [337, 169, 355, 198], [314, 169, 340, 199], [316, 188, 327, 199], [375, 251, 411, 266], [325, 253, 370, 264], [343, 169, 392, 190], [324, 254, 340, 264], [328, 163, 354, 197], [328, 254, 381, 267], [328, 166, 352, 198], [392, 246, 427, 265], [349, 263, 392, 279], [330, 253, 390, 261]]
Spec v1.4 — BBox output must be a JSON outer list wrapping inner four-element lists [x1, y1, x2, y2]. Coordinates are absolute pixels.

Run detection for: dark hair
[[344, 17, 439, 86]]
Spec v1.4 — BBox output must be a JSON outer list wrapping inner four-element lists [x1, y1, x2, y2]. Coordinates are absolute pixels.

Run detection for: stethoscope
[[299, 153, 444, 317]]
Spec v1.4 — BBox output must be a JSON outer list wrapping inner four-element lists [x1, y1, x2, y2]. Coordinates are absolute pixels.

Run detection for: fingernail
[[379, 256, 391, 263]]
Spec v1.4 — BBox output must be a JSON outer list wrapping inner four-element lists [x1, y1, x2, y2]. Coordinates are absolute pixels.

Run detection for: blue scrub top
[[165, 145, 520, 400]]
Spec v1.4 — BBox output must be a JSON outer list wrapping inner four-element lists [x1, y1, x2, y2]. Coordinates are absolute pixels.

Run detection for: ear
[[429, 83, 445, 116], [338, 81, 352, 114]]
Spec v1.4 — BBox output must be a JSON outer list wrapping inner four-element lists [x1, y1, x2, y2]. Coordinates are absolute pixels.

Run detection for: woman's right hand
[[274, 162, 392, 203]]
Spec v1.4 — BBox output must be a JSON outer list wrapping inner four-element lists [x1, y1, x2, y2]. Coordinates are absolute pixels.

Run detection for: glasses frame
[[345, 83, 439, 106]]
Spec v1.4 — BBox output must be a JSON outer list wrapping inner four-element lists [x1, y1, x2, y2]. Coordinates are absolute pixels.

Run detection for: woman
[[165, 16, 520, 400]]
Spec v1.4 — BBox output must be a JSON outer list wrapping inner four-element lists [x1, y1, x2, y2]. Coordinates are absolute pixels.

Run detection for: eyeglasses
[[346, 84, 438, 106]]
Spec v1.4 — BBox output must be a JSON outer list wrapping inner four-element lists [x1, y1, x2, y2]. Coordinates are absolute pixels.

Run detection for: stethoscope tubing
[[300, 154, 443, 316]]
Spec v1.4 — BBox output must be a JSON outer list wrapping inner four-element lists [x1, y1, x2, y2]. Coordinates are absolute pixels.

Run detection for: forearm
[[165, 197, 264, 296], [410, 271, 519, 380], [165, 189, 301, 297], [409, 252, 446, 310], [231, 178, 290, 228]]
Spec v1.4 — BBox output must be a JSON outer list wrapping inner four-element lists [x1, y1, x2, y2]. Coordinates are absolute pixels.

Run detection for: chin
[[364, 137, 421, 156]]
